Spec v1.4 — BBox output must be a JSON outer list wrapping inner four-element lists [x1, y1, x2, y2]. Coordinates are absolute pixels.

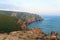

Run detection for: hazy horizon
[[0, 0, 60, 15]]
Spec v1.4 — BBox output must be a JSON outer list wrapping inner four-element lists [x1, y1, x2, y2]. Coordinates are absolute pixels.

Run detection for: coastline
[[0, 10, 60, 40]]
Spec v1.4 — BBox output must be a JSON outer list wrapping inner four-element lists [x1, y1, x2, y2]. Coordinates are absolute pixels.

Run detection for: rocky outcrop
[[0, 28, 60, 40], [11, 12, 17, 16], [22, 13, 43, 24], [17, 19, 29, 31], [44, 32, 60, 40]]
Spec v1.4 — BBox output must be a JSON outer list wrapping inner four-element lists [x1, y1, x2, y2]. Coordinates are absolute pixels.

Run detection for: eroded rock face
[[29, 28, 44, 35], [26, 18, 36, 24], [17, 19, 28, 31]]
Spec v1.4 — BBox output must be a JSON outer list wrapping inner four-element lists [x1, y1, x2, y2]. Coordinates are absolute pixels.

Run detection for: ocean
[[28, 15, 60, 34]]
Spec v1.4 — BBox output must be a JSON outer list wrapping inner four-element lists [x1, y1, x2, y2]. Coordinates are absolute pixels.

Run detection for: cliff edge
[[0, 10, 43, 24]]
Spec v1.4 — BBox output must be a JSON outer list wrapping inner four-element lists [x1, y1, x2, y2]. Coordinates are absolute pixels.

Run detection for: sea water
[[28, 15, 60, 34]]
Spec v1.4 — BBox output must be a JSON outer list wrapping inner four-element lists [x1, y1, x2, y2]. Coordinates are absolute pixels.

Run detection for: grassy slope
[[0, 14, 21, 32]]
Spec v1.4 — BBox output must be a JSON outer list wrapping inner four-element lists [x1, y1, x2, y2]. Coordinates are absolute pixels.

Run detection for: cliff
[[0, 10, 43, 31], [0, 10, 43, 24], [16, 12, 43, 24]]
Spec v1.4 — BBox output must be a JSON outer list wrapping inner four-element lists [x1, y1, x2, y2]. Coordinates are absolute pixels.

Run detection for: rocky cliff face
[[15, 12, 43, 24]]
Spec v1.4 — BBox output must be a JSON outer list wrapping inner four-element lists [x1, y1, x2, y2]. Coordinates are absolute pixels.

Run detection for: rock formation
[[11, 12, 17, 16], [0, 28, 59, 40], [17, 19, 29, 31]]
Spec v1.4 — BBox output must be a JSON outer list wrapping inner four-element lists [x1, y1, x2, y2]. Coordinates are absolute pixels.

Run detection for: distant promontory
[[0, 10, 43, 32], [0, 10, 43, 24]]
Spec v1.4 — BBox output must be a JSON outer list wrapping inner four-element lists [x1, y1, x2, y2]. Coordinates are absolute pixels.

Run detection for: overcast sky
[[0, 0, 60, 15]]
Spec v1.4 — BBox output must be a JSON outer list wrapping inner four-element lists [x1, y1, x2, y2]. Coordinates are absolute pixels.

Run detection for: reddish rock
[[31, 28, 42, 34], [50, 32, 59, 40], [17, 19, 23, 25], [27, 18, 36, 24], [17, 19, 28, 31], [45, 32, 60, 40]]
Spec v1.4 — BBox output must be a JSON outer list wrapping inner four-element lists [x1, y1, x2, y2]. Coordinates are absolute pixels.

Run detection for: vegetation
[[0, 14, 22, 33]]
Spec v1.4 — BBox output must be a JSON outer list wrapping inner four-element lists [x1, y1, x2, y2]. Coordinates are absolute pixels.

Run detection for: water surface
[[28, 15, 60, 34]]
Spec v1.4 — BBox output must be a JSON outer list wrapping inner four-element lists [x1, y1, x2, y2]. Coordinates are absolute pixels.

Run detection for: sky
[[0, 0, 60, 15]]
